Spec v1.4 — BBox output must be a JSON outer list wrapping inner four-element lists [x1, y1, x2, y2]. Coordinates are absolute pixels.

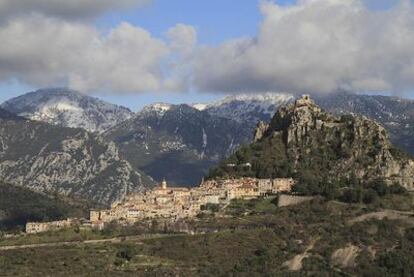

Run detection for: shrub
[[116, 245, 137, 261], [389, 183, 408, 195], [377, 251, 414, 276]]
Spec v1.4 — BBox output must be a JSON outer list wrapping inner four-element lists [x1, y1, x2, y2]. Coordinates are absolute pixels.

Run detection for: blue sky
[[0, 0, 411, 111], [93, 0, 280, 110], [0, 0, 285, 110]]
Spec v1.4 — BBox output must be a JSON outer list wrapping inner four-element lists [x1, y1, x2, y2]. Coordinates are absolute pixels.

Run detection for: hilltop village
[[26, 178, 295, 233], [90, 178, 294, 224]]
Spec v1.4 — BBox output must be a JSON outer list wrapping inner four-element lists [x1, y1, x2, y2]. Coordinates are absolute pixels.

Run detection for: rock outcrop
[[331, 245, 360, 268], [253, 121, 269, 142], [211, 95, 414, 191]]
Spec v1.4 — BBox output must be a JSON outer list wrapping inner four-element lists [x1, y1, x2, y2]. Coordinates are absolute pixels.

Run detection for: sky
[[0, 0, 413, 111]]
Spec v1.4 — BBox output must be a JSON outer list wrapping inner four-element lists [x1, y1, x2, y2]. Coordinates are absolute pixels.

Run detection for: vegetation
[[0, 182, 93, 231], [208, 100, 414, 201], [2, 99, 414, 275], [1, 196, 414, 276]]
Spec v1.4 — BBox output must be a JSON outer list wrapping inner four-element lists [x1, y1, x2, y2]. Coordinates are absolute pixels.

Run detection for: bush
[[405, 228, 414, 242], [389, 183, 408, 195], [201, 203, 220, 213], [377, 251, 414, 276], [116, 245, 137, 261], [370, 179, 389, 197], [363, 189, 379, 204], [340, 188, 362, 203]]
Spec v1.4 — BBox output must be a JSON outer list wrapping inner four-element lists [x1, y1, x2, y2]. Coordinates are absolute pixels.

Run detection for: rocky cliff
[[0, 114, 153, 205], [315, 92, 414, 156], [210, 95, 414, 191]]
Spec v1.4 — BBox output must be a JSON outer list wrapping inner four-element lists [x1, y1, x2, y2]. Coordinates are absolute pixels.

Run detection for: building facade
[[90, 177, 296, 226]]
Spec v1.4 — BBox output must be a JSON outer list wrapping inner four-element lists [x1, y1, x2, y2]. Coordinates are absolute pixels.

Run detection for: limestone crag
[[265, 96, 414, 189], [253, 121, 269, 142], [0, 116, 154, 205], [213, 95, 414, 190]]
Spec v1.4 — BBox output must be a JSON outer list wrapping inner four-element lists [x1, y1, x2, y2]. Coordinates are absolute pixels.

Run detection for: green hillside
[[0, 182, 92, 231]]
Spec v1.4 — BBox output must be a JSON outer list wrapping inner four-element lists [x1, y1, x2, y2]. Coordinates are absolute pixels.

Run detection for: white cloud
[[0, 0, 150, 20], [0, 14, 182, 93], [192, 0, 414, 95], [1, 0, 414, 96], [168, 24, 197, 56]]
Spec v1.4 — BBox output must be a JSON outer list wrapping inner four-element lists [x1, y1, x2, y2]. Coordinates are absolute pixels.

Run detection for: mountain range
[[1, 88, 414, 202], [105, 103, 251, 185], [194, 93, 294, 125]]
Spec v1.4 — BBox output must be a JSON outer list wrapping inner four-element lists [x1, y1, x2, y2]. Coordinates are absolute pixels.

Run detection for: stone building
[[272, 178, 295, 193], [227, 183, 260, 200], [26, 219, 75, 234]]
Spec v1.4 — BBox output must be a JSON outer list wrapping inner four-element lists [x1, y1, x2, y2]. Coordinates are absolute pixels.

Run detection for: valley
[[1, 91, 414, 276], [1, 1, 414, 275], [1, 195, 414, 276]]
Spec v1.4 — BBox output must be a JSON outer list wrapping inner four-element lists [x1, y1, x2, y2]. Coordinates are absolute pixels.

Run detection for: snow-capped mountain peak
[[0, 88, 134, 133], [210, 92, 294, 107], [192, 103, 208, 111], [194, 92, 294, 124], [141, 102, 173, 116]]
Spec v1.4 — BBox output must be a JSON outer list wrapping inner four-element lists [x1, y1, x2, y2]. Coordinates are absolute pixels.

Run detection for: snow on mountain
[[192, 103, 208, 111], [141, 103, 172, 116], [1, 88, 134, 133], [194, 92, 294, 124]]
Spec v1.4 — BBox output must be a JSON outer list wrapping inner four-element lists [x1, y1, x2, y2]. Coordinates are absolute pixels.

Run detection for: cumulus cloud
[[0, 0, 151, 20], [0, 14, 187, 93], [1, 0, 413, 95], [168, 24, 197, 56], [192, 0, 414, 95]]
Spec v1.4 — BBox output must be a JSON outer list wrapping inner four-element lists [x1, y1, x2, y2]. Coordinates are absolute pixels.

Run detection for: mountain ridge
[[105, 103, 252, 186], [0, 114, 154, 205], [1, 88, 134, 133], [3, 89, 414, 188]]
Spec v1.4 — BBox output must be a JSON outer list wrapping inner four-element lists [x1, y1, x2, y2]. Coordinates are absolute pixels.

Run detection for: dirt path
[[283, 238, 319, 271], [348, 209, 414, 225], [0, 234, 177, 251]]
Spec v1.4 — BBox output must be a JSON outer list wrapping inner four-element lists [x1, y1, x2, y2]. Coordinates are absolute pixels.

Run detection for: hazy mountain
[[105, 103, 252, 186], [1, 88, 134, 133], [0, 115, 153, 205]]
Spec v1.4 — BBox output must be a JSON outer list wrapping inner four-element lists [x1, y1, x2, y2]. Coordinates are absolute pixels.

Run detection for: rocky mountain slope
[[3, 89, 414, 189], [194, 93, 294, 126], [0, 112, 153, 205], [105, 103, 251, 186], [210, 95, 414, 191], [199, 92, 414, 156], [315, 92, 414, 155], [1, 88, 133, 133]]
